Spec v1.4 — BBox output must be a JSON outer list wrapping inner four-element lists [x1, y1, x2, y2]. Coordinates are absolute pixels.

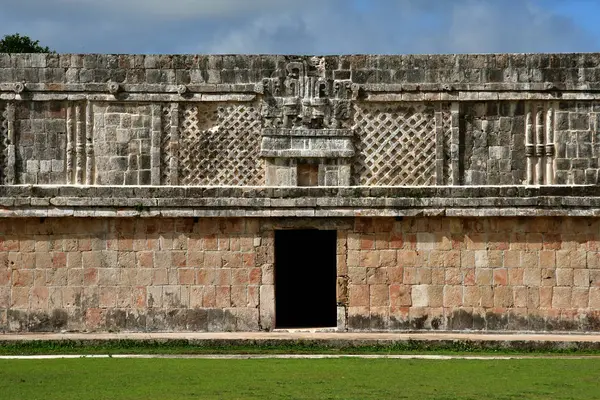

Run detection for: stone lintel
[[262, 128, 354, 137]]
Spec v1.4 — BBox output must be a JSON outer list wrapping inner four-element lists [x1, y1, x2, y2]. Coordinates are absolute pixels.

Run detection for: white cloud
[[446, 0, 588, 53], [201, 0, 597, 55], [56, 0, 314, 19], [0, 0, 597, 54]]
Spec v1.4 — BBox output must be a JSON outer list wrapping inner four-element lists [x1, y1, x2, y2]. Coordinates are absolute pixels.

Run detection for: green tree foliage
[[0, 33, 52, 53]]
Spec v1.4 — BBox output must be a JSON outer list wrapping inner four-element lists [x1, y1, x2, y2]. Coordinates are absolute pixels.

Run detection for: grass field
[[1, 358, 599, 399]]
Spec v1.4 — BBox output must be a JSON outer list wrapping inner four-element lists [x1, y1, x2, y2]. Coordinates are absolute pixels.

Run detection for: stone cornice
[[0, 185, 598, 218]]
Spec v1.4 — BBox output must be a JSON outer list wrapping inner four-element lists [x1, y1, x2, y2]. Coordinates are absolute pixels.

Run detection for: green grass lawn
[[1, 358, 599, 400]]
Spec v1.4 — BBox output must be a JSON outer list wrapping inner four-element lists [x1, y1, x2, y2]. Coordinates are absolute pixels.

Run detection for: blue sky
[[1, 0, 599, 54]]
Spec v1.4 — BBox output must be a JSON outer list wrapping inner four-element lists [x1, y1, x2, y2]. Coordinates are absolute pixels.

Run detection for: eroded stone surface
[[0, 53, 600, 188], [0, 216, 597, 333], [1, 53, 600, 333]]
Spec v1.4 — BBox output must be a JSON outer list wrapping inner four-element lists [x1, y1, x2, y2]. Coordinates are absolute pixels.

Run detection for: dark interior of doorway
[[275, 229, 337, 329]]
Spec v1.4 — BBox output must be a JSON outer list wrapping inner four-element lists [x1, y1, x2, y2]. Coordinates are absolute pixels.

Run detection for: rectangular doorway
[[275, 229, 337, 329]]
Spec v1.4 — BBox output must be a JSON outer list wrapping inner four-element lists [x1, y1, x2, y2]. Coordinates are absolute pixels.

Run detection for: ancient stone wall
[[1, 53, 600, 332], [0, 217, 266, 332], [343, 217, 600, 331], [2, 216, 600, 333]]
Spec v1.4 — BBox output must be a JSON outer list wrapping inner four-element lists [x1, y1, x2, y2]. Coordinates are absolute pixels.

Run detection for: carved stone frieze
[[261, 57, 358, 130], [260, 58, 357, 186]]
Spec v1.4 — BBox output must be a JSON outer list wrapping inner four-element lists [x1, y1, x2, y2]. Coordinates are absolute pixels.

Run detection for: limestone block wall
[[1, 215, 600, 333], [555, 101, 600, 184], [14, 101, 67, 185], [93, 103, 153, 186], [0, 218, 266, 332], [459, 102, 526, 185], [343, 217, 600, 331]]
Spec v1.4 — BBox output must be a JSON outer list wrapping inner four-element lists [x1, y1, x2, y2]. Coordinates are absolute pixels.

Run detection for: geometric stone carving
[[178, 102, 264, 186], [261, 57, 356, 131], [0, 103, 8, 184], [160, 104, 175, 185], [353, 102, 436, 186], [525, 102, 555, 185]]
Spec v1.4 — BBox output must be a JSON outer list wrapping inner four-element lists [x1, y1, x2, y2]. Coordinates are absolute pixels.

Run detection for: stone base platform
[[1, 331, 600, 352]]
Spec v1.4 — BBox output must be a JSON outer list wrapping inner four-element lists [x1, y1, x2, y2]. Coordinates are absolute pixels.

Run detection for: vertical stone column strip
[[535, 104, 545, 185], [75, 103, 84, 184], [434, 104, 443, 185], [525, 103, 534, 185], [545, 104, 555, 185], [85, 101, 94, 185], [150, 103, 162, 185], [169, 103, 179, 186], [5, 102, 16, 185], [450, 102, 460, 185], [66, 103, 74, 184]]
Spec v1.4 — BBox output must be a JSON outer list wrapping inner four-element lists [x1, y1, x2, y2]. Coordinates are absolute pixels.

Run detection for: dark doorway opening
[[275, 229, 337, 328]]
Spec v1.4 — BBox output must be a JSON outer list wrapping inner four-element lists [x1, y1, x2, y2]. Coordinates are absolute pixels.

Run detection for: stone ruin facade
[[1, 53, 600, 332]]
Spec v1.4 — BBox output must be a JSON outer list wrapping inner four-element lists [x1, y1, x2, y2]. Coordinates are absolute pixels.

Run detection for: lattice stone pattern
[[177, 102, 264, 186], [353, 103, 437, 186], [0, 103, 7, 184], [160, 104, 174, 185]]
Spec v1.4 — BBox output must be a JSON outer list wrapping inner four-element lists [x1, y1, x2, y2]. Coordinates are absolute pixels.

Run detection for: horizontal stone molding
[[260, 149, 355, 158], [366, 91, 600, 102], [6, 91, 600, 103], [362, 82, 592, 93], [0, 92, 257, 102], [0, 83, 260, 94], [0, 185, 598, 217], [261, 128, 354, 137]]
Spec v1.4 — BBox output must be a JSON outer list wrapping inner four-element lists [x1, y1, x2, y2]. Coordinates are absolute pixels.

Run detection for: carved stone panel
[[260, 57, 356, 186], [177, 102, 263, 186], [0, 102, 8, 184], [353, 102, 437, 186], [260, 128, 354, 159]]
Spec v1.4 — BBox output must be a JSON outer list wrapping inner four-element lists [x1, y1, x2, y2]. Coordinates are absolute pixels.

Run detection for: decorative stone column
[[545, 105, 555, 185], [526, 104, 535, 185], [525, 102, 555, 185]]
